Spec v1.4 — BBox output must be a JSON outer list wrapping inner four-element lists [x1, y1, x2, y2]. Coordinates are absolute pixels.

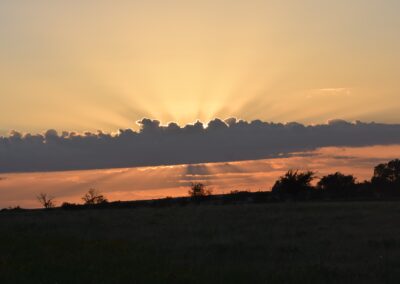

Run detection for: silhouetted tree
[[271, 170, 315, 200], [372, 159, 400, 184], [317, 172, 357, 199], [372, 159, 400, 196], [82, 188, 108, 205], [36, 193, 56, 209], [357, 180, 375, 199], [188, 183, 212, 198]]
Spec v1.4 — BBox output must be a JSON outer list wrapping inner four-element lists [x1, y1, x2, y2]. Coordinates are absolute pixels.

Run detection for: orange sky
[[1, 144, 399, 208], [1, 1, 400, 208], [1, 1, 400, 135]]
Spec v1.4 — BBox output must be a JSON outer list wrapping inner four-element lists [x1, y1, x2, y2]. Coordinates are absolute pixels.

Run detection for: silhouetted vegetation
[[188, 183, 212, 199], [271, 170, 315, 200], [5, 159, 400, 212], [372, 159, 400, 197], [3, 160, 400, 283], [317, 172, 357, 199], [82, 188, 108, 205], [61, 202, 80, 210], [3, 202, 400, 283], [36, 193, 56, 209], [225, 190, 252, 202], [0, 205, 23, 212]]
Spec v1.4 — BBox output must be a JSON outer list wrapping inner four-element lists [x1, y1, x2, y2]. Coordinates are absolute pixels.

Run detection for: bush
[[188, 183, 212, 198], [317, 172, 357, 199], [82, 189, 108, 205], [1, 206, 23, 212], [271, 170, 315, 200], [61, 202, 80, 210], [226, 190, 252, 202]]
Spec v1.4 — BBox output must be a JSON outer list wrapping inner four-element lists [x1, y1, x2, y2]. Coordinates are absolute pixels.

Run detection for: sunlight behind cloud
[[1, 1, 400, 133]]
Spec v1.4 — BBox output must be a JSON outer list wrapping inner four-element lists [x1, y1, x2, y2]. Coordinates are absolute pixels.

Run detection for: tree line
[[36, 188, 108, 209], [35, 158, 400, 208], [189, 159, 400, 201], [4, 158, 400, 211]]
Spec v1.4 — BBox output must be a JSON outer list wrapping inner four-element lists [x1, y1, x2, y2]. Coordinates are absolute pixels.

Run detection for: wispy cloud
[[306, 88, 351, 99]]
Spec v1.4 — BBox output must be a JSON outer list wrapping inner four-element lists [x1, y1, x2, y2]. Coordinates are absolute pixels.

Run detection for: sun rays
[[1, 145, 399, 208], [3, 1, 400, 133]]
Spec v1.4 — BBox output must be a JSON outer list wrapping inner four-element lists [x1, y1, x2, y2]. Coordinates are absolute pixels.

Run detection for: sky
[[1, 145, 400, 208], [1, 1, 400, 208], [1, 0, 400, 134]]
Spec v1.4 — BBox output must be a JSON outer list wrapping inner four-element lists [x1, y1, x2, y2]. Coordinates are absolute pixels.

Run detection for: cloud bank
[[2, 145, 400, 209], [1, 118, 400, 173]]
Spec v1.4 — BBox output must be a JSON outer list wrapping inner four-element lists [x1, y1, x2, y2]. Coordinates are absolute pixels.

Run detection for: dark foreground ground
[[1, 202, 400, 283]]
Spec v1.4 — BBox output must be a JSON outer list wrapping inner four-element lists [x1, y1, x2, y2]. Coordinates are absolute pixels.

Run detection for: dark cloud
[[185, 164, 210, 176], [1, 118, 400, 173]]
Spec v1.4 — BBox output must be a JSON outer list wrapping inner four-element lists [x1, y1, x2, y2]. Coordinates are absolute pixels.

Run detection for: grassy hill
[[1, 202, 400, 283]]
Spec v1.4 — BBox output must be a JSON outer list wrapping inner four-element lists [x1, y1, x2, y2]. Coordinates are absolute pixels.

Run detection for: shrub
[[61, 202, 80, 210], [271, 170, 315, 200], [317, 172, 357, 199], [82, 188, 108, 205], [188, 183, 212, 198], [36, 193, 56, 209]]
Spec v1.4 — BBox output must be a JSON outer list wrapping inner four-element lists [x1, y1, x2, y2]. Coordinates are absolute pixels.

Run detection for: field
[[1, 202, 400, 283]]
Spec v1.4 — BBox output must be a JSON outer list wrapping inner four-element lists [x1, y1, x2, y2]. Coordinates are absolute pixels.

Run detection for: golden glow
[[1, 1, 400, 134]]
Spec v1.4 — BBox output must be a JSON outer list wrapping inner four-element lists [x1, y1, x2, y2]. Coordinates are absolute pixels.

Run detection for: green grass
[[1, 202, 400, 283]]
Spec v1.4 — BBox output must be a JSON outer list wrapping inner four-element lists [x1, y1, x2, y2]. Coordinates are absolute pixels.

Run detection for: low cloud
[[2, 145, 400, 208], [1, 118, 400, 173]]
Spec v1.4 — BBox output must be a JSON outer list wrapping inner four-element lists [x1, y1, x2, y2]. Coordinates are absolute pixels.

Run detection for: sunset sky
[[1, 1, 400, 208], [1, 1, 400, 134]]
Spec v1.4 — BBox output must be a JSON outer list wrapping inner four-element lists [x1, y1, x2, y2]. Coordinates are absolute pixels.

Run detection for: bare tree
[[36, 193, 56, 209], [82, 188, 108, 205]]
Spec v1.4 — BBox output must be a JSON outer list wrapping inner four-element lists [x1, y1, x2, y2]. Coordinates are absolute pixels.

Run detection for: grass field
[[1, 202, 400, 283]]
